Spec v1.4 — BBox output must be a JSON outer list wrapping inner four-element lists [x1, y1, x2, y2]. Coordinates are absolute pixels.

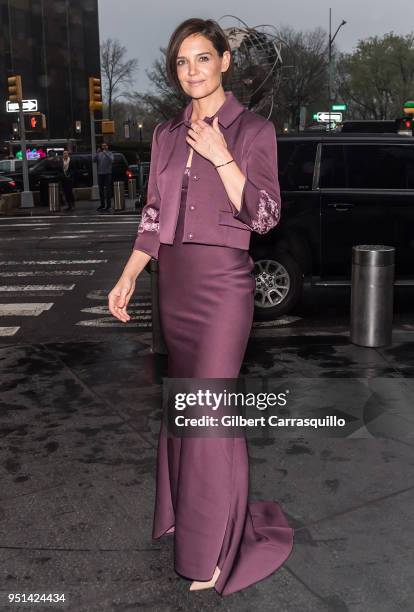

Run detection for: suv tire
[[253, 251, 304, 320]]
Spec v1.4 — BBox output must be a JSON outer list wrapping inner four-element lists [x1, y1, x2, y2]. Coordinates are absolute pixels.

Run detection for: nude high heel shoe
[[189, 566, 221, 591]]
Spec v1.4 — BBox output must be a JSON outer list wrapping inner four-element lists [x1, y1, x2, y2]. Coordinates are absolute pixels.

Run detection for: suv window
[[345, 144, 414, 189], [320, 143, 414, 189], [319, 145, 346, 188], [278, 142, 317, 191]]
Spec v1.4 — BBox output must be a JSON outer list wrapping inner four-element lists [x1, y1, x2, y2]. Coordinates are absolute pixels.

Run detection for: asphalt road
[[0, 206, 413, 344]]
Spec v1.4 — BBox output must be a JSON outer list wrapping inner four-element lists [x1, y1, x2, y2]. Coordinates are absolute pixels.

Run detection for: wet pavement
[[0, 202, 413, 611]]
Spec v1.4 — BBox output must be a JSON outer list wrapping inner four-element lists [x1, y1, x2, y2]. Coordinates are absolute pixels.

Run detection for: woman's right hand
[[108, 275, 136, 323]]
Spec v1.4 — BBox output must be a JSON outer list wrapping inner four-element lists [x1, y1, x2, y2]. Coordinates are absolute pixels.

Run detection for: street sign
[[332, 104, 347, 111], [102, 120, 115, 134], [317, 112, 342, 123], [6, 99, 38, 113]]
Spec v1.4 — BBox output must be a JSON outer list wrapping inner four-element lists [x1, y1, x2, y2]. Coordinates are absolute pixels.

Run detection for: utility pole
[[328, 9, 347, 131], [89, 77, 103, 200], [8, 75, 33, 207]]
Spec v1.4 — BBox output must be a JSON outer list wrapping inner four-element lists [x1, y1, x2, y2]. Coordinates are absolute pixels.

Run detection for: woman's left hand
[[186, 117, 231, 166]]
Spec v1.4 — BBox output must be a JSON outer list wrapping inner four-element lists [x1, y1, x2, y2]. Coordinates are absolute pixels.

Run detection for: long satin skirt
[[155, 168, 294, 595]]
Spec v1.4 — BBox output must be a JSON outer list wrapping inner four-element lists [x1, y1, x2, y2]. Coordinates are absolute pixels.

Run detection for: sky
[[98, 0, 414, 93]]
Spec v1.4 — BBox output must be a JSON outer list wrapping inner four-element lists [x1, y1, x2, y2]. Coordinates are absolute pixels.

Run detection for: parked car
[[248, 131, 414, 320], [0, 175, 19, 195], [0, 158, 38, 176], [11, 153, 129, 201]]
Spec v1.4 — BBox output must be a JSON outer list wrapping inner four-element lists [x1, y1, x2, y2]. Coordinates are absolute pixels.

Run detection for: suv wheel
[[253, 251, 304, 320]]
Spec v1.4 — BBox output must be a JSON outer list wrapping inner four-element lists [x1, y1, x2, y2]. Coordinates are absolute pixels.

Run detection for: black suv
[[250, 132, 414, 320], [12, 153, 129, 201]]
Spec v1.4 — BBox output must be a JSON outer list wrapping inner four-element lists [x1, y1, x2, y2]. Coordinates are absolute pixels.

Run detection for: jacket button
[[189, 204, 195, 210], [188, 233, 193, 239]]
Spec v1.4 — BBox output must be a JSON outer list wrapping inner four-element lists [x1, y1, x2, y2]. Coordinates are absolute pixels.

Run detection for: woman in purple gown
[[108, 18, 294, 596]]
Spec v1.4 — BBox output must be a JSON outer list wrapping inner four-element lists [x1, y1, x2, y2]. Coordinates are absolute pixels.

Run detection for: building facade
[[0, 0, 101, 146]]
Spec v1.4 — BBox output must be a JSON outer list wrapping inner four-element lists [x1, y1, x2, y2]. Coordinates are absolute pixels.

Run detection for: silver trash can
[[128, 178, 137, 200], [113, 181, 125, 210], [48, 183, 60, 212], [350, 245, 395, 347]]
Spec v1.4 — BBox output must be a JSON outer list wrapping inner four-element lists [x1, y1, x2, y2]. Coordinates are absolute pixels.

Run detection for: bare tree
[[126, 48, 187, 121], [274, 25, 331, 128], [101, 38, 138, 119]]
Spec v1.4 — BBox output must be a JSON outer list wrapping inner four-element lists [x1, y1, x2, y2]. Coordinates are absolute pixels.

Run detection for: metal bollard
[[113, 181, 125, 210], [48, 183, 60, 212], [128, 178, 137, 200], [150, 258, 168, 354], [350, 245, 395, 347]]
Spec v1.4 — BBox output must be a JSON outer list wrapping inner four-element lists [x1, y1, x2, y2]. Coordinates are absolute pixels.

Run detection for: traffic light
[[8, 75, 22, 103], [24, 113, 46, 132], [89, 77, 102, 111], [396, 116, 413, 133]]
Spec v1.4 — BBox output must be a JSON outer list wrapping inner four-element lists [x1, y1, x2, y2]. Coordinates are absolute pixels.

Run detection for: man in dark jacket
[[93, 142, 114, 212], [60, 150, 75, 211]]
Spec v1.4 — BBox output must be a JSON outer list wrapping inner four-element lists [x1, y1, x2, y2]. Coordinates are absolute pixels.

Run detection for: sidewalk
[[0, 330, 412, 611], [1, 198, 139, 217]]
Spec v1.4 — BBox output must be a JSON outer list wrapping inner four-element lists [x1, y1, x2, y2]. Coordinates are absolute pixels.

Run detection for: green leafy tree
[[336, 32, 414, 119]]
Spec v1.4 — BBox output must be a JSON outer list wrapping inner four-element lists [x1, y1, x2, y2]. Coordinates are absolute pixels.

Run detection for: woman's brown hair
[[166, 18, 233, 94]]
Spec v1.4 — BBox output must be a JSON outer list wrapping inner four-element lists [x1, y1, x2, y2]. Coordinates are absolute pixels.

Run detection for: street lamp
[[138, 123, 143, 145], [328, 9, 346, 130]]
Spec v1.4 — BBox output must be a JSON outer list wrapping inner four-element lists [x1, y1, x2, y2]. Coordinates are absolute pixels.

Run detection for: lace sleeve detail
[[250, 190, 281, 234], [137, 206, 159, 233]]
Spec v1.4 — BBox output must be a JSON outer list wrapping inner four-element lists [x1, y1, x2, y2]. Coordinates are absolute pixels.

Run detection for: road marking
[[76, 318, 151, 328], [0, 327, 20, 336], [0, 221, 138, 227], [0, 284, 75, 291], [45, 234, 131, 239], [80, 305, 151, 314], [0, 303, 53, 316], [0, 270, 95, 277], [0, 214, 138, 220], [86, 289, 151, 303], [0, 260, 106, 265]]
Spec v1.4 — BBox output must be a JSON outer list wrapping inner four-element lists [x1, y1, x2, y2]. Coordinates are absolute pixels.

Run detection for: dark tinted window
[[320, 143, 414, 189], [319, 145, 346, 188], [345, 144, 414, 189], [278, 142, 317, 191]]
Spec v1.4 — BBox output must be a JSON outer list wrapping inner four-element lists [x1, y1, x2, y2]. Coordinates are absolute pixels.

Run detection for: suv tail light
[[8, 180, 16, 187], [126, 169, 133, 178]]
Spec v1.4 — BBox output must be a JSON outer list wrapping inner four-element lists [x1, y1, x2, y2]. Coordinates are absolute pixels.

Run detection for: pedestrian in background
[[94, 142, 114, 212], [60, 150, 75, 211]]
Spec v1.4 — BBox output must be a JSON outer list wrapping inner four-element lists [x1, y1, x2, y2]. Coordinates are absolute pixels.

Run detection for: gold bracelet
[[215, 158, 234, 169]]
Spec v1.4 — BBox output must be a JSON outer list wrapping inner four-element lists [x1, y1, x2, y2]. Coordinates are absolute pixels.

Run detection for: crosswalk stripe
[[0, 327, 20, 336], [0, 214, 139, 220], [0, 303, 53, 316], [0, 284, 75, 291], [81, 306, 151, 314], [0, 260, 106, 265], [76, 318, 151, 328], [0, 221, 138, 227], [46, 234, 131, 239], [0, 270, 95, 277]]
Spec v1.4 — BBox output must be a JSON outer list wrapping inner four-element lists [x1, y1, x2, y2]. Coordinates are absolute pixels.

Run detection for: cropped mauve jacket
[[133, 90, 281, 259]]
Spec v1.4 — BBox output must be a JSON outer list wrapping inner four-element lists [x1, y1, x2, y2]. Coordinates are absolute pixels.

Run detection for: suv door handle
[[328, 202, 354, 211]]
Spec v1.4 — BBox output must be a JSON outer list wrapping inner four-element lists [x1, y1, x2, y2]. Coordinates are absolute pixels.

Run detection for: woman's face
[[176, 33, 230, 98]]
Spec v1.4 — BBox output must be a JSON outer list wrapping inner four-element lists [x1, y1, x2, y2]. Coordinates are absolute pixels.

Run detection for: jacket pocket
[[218, 210, 251, 231]]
